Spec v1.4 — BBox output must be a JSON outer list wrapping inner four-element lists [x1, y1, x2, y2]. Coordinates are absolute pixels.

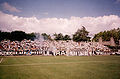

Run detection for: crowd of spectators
[[0, 39, 110, 56]]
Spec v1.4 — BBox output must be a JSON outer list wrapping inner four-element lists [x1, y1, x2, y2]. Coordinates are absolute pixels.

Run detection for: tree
[[93, 28, 120, 45], [26, 33, 36, 41], [0, 30, 36, 41], [63, 35, 71, 40], [41, 33, 52, 40], [73, 26, 90, 42], [0, 31, 11, 41], [54, 33, 64, 40], [11, 31, 26, 41]]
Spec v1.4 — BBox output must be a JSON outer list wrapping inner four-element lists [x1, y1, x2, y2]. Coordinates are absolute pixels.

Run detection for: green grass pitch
[[0, 56, 120, 79]]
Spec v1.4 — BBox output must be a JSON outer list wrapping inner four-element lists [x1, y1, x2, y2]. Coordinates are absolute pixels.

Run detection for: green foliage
[[0, 31, 11, 41], [0, 30, 36, 41], [26, 33, 36, 41], [11, 31, 26, 41], [54, 33, 71, 41], [73, 26, 90, 42], [63, 35, 71, 40], [54, 33, 64, 40], [41, 33, 52, 40], [93, 28, 120, 45]]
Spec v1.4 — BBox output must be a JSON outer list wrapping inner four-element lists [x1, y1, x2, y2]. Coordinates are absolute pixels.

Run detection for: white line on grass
[[0, 58, 3, 63]]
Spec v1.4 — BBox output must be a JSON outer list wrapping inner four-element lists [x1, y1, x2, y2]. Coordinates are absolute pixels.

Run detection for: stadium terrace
[[0, 39, 111, 56]]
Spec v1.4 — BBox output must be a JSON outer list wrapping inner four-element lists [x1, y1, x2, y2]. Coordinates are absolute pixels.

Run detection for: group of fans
[[0, 39, 110, 56]]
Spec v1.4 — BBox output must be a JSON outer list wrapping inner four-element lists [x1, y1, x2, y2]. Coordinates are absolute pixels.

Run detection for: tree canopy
[[0, 30, 36, 41], [53, 33, 71, 41], [41, 33, 52, 40], [2, 27, 120, 44], [73, 26, 90, 42], [93, 28, 120, 45], [63, 35, 71, 40]]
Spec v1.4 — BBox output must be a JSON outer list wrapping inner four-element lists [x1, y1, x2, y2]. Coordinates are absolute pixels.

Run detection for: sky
[[0, 0, 120, 36]]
